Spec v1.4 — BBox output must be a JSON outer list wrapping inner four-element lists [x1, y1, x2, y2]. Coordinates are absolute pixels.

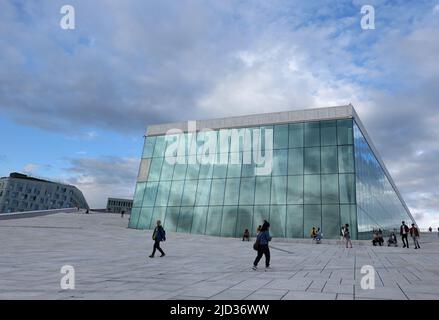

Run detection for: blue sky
[[1, 0, 439, 228]]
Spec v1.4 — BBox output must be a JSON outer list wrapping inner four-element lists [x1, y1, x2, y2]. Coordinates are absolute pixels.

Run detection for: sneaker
[[160, 253, 166, 257], [148, 255, 154, 258], [265, 266, 271, 270], [252, 265, 257, 270]]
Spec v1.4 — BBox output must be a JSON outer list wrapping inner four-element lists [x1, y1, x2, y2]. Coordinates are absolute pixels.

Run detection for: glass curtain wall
[[130, 119, 357, 239], [353, 122, 414, 239]]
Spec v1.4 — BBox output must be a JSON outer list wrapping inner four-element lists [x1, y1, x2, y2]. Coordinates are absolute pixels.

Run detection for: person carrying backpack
[[149, 220, 166, 258], [252, 220, 272, 270]]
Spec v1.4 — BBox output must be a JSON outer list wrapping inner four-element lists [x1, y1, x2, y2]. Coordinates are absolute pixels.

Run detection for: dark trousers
[[152, 240, 165, 256], [253, 245, 270, 267], [401, 234, 409, 247]]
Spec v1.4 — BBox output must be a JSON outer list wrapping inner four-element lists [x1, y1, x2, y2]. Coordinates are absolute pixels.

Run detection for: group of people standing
[[400, 221, 421, 249]]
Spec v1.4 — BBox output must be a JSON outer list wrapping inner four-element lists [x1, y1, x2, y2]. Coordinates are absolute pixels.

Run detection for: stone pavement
[[1, 212, 439, 300]]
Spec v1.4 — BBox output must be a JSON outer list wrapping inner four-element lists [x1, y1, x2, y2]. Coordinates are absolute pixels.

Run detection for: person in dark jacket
[[149, 220, 166, 258], [400, 221, 410, 248], [252, 220, 272, 270], [410, 223, 421, 249]]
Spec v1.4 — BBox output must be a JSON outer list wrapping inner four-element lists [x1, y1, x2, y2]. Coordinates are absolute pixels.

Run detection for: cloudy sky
[[0, 0, 438, 228]]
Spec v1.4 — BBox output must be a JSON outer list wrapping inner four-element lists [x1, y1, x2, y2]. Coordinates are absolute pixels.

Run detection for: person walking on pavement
[[344, 223, 353, 248], [149, 220, 166, 258], [340, 225, 346, 246], [410, 223, 421, 249], [252, 220, 272, 271], [400, 221, 410, 248]]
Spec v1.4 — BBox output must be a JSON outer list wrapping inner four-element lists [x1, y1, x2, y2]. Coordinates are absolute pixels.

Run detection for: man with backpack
[[149, 220, 166, 258], [400, 221, 410, 248]]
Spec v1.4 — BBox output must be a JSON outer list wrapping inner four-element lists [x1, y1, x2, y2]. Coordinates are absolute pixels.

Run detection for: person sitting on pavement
[[242, 229, 250, 241], [387, 233, 398, 247], [315, 228, 323, 244]]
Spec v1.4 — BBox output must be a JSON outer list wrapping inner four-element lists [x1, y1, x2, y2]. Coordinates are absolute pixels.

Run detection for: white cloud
[[23, 163, 39, 174]]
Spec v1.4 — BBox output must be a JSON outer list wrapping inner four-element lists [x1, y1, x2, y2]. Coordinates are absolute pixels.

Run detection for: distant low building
[[106, 198, 132, 214], [0, 172, 89, 214]]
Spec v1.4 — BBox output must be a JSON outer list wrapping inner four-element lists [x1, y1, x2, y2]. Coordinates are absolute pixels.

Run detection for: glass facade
[[353, 123, 414, 239], [130, 113, 414, 240]]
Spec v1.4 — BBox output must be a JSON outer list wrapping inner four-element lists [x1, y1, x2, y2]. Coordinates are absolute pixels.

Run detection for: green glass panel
[[241, 151, 255, 177], [195, 179, 212, 206], [322, 204, 340, 239], [177, 207, 194, 233], [320, 120, 337, 146], [191, 207, 208, 234], [270, 176, 287, 205], [224, 178, 240, 205], [321, 174, 339, 204], [160, 157, 175, 181], [288, 148, 303, 175], [186, 155, 200, 180], [339, 174, 355, 204], [164, 207, 180, 232], [287, 175, 303, 204], [137, 207, 153, 229], [272, 149, 288, 175], [274, 124, 289, 149], [206, 206, 223, 236], [239, 177, 255, 205], [133, 182, 146, 207], [173, 160, 187, 180], [209, 179, 226, 205], [304, 175, 321, 204], [213, 163, 228, 179], [289, 123, 304, 148], [167, 181, 184, 206], [128, 207, 141, 228], [338, 145, 354, 173], [142, 136, 156, 158], [221, 206, 238, 237], [286, 205, 303, 238], [198, 163, 213, 179], [304, 147, 320, 174], [269, 205, 286, 237], [254, 176, 271, 205], [143, 181, 159, 207], [337, 119, 353, 145], [148, 157, 163, 182], [181, 179, 197, 206], [153, 135, 166, 157], [321, 146, 338, 174], [260, 126, 274, 152], [227, 152, 242, 178], [236, 206, 253, 237], [155, 181, 172, 206], [304, 122, 320, 147]]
